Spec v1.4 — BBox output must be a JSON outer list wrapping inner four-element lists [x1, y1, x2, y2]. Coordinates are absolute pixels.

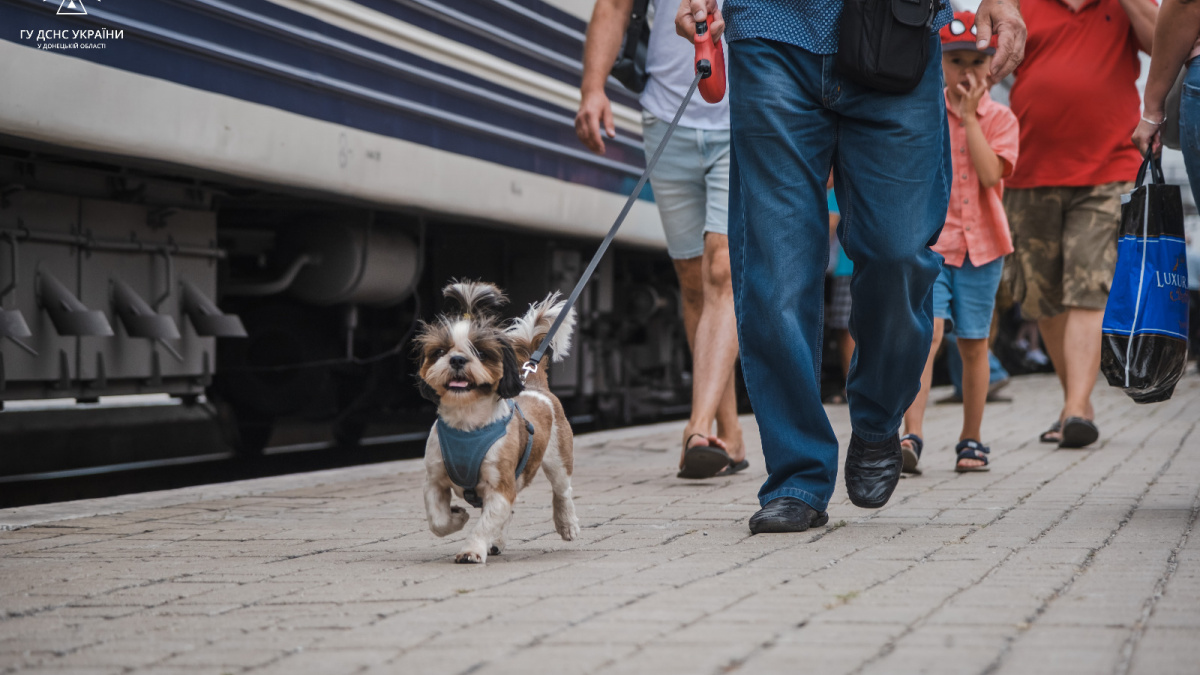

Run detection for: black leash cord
[[523, 71, 704, 380]]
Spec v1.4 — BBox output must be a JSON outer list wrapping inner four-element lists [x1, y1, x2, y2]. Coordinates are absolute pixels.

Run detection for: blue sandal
[[955, 439, 990, 472], [900, 434, 923, 475]]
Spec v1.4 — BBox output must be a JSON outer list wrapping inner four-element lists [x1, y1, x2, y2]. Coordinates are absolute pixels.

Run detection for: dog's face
[[414, 315, 522, 406]]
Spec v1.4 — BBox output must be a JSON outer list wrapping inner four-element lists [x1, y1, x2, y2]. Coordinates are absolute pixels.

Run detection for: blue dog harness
[[437, 401, 535, 508]]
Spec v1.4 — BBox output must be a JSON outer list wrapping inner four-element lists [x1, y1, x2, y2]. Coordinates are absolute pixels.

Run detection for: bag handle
[[1135, 147, 1166, 187]]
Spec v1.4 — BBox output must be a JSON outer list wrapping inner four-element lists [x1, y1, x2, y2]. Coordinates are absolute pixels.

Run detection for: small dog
[[414, 281, 579, 563]]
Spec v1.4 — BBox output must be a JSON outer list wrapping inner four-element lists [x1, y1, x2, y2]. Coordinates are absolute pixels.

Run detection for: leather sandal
[[1059, 417, 1099, 449], [1039, 420, 1062, 444], [715, 458, 750, 476], [900, 434, 923, 475], [954, 439, 990, 472], [677, 434, 732, 479]]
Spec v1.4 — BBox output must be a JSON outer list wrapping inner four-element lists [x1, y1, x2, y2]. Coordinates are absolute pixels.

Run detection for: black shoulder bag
[[611, 0, 652, 93], [836, 0, 940, 94]]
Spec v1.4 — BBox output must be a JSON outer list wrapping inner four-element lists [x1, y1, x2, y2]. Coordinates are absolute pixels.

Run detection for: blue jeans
[[728, 36, 951, 511], [1181, 59, 1200, 223]]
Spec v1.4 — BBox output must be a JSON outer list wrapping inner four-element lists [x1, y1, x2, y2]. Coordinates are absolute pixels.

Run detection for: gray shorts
[[641, 111, 731, 259]]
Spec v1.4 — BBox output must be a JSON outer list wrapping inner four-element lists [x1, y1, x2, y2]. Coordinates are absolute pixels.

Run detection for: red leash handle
[[694, 19, 726, 103]]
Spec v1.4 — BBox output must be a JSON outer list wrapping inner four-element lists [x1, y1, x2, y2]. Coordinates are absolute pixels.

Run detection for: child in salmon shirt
[[900, 11, 1019, 475]]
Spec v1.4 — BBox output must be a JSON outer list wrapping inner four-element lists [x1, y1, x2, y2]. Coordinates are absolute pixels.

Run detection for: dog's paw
[[429, 506, 470, 537], [448, 506, 470, 532], [557, 517, 580, 542], [455, 550, 486, 564]]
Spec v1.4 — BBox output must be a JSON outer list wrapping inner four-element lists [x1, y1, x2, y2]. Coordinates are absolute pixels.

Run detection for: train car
[[0, 0, 695, 478]]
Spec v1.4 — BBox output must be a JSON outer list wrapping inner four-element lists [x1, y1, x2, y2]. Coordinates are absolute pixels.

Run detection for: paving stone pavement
[[1, 373, 1199, 675]]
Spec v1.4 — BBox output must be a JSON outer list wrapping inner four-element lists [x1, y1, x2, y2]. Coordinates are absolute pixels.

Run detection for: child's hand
[[956, 72, 990, 120]]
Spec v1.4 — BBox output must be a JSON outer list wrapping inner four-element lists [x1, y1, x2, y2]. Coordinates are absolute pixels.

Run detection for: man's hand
[[576, 0, 633, 155], [956, 72, 989, 119], [676, 0, 723, 43], [575, 90, 616, 154], [1132, 116, 1163, 156], [974, 0, 1027, 81]]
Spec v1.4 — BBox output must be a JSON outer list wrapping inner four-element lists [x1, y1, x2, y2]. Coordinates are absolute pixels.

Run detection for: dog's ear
[[496, 342, 524, 399], [415, 375, 441, 404], [443, 280, 507, 318]]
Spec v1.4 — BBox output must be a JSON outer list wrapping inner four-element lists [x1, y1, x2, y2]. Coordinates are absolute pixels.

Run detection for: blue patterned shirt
[[724, 0, 953, 55]]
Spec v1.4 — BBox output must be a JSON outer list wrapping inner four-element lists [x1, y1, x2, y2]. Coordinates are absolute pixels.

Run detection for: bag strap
[[621, 0, 652, 62], [1135, 146, 1166, 187]]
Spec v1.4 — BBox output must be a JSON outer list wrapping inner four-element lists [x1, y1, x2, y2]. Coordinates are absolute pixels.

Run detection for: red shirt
[[1006, 0, 1146, 189], [937, 91, 1020, 267]]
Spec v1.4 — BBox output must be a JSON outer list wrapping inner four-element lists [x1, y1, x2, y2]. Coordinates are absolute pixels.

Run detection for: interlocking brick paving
[[1, 373, 1198, 674]]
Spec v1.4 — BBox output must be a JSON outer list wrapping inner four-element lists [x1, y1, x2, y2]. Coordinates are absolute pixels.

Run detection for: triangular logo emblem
[[57, 0, 87, 15]]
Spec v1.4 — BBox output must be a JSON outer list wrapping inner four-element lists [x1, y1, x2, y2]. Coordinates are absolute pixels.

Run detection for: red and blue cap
[[939, 11, 997, 55]]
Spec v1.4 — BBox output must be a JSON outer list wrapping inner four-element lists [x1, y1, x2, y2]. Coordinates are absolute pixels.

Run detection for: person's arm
[[959, 74, 1006, 188], [973, 0, 1027, 82], [575, 0, 635, 155], [1133, 0, 1200, 152], [1118, 0, 1160, 54]]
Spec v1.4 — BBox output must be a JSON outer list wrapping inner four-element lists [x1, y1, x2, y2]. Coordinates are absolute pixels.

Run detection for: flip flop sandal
[[1059, 417, 1099, 449], [715, 459, 750, 477], [955, 439, 991, 472], [1039, 420, 1062, 444], [900, 433, 923, 475], [677, 434, 732, 479]]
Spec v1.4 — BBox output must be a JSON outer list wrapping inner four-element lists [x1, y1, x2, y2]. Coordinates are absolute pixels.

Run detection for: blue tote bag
[[1100, 151, 1189, 403]]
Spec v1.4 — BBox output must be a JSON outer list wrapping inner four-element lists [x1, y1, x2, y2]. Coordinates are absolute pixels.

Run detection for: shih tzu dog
[[414, 281, 579, 563]]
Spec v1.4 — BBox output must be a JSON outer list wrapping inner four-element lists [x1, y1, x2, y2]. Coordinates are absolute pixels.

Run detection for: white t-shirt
[[640, 0, 730, 130]]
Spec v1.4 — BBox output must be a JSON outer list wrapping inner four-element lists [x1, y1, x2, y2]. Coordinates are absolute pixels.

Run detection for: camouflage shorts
[[1003, 182, 1132, 320]]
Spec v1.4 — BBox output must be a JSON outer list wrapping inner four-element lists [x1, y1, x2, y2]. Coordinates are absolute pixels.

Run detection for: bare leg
[[673, 256, 704, 467], [541, 438, 580, 541], [1039, 312, 1069, 393], [902, 318, 945, 442], [1037, 312, 1073, 442], [715, 374, 743, 461], [675, 240, 743, 465], [1061, 307, 1102, 420], [682, 233, 744, 462], [674, 257, 704, 351], [424, 476, 469, 537], [456, 491, 513, 564], [838, 329, 856, 382], [957, 337, 990, 469]]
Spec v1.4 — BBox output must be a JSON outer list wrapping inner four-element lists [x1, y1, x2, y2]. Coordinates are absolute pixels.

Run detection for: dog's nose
[[449, 355, 468, 370]]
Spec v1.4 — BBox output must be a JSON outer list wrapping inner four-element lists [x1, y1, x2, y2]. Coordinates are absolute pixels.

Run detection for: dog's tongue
[[448, 379, 470, 389]]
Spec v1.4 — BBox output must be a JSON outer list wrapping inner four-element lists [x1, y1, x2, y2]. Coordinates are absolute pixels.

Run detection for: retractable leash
[[522, 21, 727, 382]]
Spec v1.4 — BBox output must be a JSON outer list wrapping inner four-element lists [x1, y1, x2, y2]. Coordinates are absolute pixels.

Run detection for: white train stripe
[[0, 43, 666, 248], [264, 0, 644, 134], [538, 0, 593, 21]]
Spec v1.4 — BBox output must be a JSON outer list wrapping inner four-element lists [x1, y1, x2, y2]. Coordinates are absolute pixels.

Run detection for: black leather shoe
[[748, 496, 830, 534], [845, 433, 902, 509]]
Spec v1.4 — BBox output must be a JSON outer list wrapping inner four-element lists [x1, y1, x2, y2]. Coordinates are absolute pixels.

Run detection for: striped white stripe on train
[[0, 0, 663, 245]]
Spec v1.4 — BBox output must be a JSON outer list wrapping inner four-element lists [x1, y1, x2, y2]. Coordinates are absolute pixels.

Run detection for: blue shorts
[[641, 111, 730, 259], [933, 255, 1004, 339]]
